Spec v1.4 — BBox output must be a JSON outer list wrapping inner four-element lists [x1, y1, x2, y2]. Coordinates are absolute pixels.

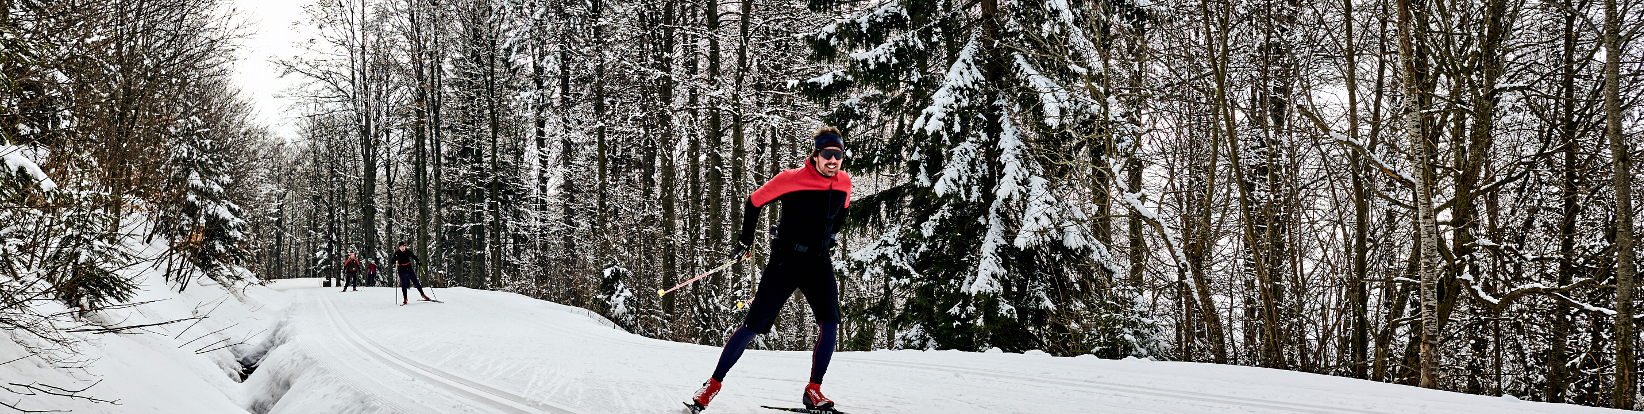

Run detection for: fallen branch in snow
[[74, 299, 166, 312], [0, 354, 32, 367], [0, 399, 64, 413], [0, 379, 119, 412], [67, 317, 199, 334], [173, 297, 230, 339], [176, 322, 236, 349], [196, 328, 266, 355], [4, 380, 119, 405]]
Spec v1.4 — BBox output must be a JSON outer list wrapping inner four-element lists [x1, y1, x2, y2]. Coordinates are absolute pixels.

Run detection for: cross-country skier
[[341, 253, 361, 292], [365, 259, 379, 287], [393, 242, 432, 305], [686, 127, 852, 413]]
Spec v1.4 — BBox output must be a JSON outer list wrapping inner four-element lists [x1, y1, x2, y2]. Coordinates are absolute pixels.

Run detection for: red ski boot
[[421, 294, 432, 301], [802, 382, 834, 410], [684, 378, 721, 413]]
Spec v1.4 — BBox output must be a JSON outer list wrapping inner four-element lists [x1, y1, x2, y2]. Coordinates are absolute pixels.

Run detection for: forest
[[1, 0, 1640, 409]]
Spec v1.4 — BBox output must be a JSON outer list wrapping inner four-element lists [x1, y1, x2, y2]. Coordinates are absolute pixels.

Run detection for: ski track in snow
[[317, 294, 583, 414], [297, 291, 483, 413], [271, 282, 1622, 414]]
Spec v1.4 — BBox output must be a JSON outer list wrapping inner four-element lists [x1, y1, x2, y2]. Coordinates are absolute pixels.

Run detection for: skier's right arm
[[738, 173, 788, 251], [737, 198, 761, 248]]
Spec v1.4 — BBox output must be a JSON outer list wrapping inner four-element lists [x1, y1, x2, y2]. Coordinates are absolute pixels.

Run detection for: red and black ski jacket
[[343, 258, 361, 273], [393, 250, 420, 272], [738, 158, 852, 253]]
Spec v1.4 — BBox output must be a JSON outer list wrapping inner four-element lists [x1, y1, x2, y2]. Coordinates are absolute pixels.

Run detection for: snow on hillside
[[4, 269, 1628, 413], [0, 234, 285, 414]]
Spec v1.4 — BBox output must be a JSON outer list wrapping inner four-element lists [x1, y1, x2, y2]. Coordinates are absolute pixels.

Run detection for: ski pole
[[429, 270, 441, 301], [735, 297, 755, 309], [658, 254, 750, 297]]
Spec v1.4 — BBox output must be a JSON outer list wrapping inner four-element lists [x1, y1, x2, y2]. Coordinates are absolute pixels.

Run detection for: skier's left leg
[[690, 255, 797, 411], [713, 260, 797, 381], [399, 270, 413, 301], [797, 259, 841, 409]]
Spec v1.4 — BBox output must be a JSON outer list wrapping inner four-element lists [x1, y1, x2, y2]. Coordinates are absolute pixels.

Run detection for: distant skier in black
[[687, 127, 852, 413], [393, 242, 432, 304], [341, 253, 361, 292]]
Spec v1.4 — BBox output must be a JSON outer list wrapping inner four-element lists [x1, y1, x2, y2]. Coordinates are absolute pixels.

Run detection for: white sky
[[228, 0, 309, 142]]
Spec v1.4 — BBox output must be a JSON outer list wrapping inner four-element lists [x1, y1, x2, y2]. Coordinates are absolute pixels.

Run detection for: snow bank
[[0, 220, 287, 414]]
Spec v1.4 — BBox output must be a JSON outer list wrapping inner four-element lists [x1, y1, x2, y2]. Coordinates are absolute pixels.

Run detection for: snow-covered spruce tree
[[41, 195, 135, 311], [150, 86, 251, 291], [1, 145, 135, 313], [804, 0, 1159, 356]]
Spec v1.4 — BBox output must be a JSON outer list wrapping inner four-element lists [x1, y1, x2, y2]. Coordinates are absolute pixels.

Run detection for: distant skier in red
[[365, 259, 379, 287], [341, 253, 361, 292], [687, 127, 851, 413]]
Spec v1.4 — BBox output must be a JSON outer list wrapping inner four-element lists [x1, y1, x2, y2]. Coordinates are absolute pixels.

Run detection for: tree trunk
[[1603, 0, 1637, 404], [1189, 98, 1228, 363], [594, 0, 609, 243], [531, 4, 548, 295], [487, 2, 502, 290], [357, 0, 378, 266], [1397, 0, 1441, 388], [704, 0, 726, 289], [1549, 11, 1580, 402], [658, 0, 679, 316]]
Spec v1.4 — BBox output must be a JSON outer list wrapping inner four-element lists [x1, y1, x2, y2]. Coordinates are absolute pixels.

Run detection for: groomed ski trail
[[272, 281, 1620, 414], [317, 293, 580, 414]]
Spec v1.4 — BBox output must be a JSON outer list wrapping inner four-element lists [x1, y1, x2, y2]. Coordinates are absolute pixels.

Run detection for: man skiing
[[393, 242, 432, 305], [341, 253, 361, 292], [365, 258, 379, 287], [686, 127, 852, 413]]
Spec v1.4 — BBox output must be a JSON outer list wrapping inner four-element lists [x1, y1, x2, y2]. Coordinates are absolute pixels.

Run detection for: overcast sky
[[229, 0, 308, 142]]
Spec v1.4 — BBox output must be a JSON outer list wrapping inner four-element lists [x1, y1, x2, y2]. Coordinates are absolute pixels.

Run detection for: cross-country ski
[[759, 406, 848, 414]]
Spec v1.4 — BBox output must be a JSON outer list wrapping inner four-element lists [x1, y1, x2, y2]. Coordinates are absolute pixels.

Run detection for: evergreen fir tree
[[152, 92, 252, 291], [805, 0, 1159, 356]]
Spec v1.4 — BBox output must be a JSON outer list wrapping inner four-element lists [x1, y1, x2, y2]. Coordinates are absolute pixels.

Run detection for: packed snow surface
[[6, 276, 1627, 413], [256, 281, 1618, 414]]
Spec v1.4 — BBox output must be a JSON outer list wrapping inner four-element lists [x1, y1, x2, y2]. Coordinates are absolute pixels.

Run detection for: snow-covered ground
[[0, 250, 289, 413], [258, 282, 1618, 414], [4, 273, 1628, 413]]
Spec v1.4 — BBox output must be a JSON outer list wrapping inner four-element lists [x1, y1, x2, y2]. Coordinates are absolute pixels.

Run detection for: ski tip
[[735, 301, 746, 309], [657, 289, 667, 296]]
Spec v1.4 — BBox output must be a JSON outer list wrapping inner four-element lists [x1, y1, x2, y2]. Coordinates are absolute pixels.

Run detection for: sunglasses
[[818, 148, 845, 160]]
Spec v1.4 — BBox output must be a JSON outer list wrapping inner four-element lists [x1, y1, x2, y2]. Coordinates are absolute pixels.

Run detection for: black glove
[[731, 239, 752, 261]]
